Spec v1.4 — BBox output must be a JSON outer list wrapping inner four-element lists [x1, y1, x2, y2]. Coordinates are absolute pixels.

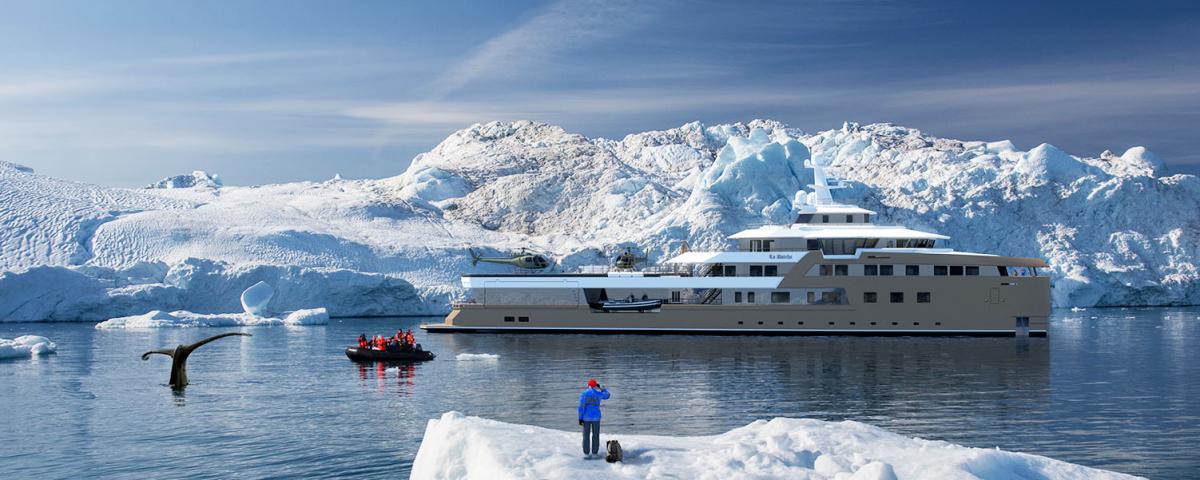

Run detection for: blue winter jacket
[[578, 387, 610, 421]]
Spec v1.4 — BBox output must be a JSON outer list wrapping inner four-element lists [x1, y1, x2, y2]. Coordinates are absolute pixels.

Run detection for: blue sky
[[2, 0, 1198, 186]]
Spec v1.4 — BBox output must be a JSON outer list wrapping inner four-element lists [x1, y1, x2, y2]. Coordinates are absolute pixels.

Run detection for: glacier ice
[[1, 117, 1198, 322], [411, 412, 1140, 479], [240, 281, 274, 316], [0, 335, 57, 359]]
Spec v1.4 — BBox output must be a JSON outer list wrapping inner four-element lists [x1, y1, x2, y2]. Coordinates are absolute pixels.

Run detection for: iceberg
[[240, 281, 274, 316], [411, 412, 1141, 480], [0, 335, 57, 359], [96, 307, 328, 329]]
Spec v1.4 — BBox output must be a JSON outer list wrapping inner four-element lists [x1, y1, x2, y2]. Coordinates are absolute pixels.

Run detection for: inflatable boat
[[596, 299, 662, 312], [345, 347, 435, 362]]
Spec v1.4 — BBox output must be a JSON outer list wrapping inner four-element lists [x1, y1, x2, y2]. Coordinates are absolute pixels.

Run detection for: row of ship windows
[[729, 291, 931, 304], [818, 265, 990, 276], [710, 265, 778, 277], [731, 291, 842, 304], [864, 291, 931, 303], [738, 320, 944, 327], [502, 316, 530, 322]]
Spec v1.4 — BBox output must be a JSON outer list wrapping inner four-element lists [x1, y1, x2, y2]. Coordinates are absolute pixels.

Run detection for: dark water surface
[[1, 308, 1197, 479]]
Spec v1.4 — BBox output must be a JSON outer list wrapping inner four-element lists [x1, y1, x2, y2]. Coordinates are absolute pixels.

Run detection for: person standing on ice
[[578, 378, 610, 459]]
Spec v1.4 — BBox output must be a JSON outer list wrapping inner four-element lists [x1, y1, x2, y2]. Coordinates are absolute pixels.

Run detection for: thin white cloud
[[428, 0, 644, 99]]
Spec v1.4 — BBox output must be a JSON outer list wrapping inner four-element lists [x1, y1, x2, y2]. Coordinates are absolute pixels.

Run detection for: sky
[[1, 0, 1198, 186]]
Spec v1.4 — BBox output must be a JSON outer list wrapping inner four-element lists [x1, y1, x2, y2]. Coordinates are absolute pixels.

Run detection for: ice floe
[[95, 308, 328, 329], [0, 335, 57, 359], [411, 412, 1141, 480], [455, 353, 499, 361]]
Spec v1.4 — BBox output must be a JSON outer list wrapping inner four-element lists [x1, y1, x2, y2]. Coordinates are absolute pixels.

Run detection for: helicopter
[[612, 247, 648, 271], [469, 247, 551, 270]]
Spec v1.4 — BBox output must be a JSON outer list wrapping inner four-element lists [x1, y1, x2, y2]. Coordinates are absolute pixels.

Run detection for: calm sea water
[[1, 307, 1197, 479]]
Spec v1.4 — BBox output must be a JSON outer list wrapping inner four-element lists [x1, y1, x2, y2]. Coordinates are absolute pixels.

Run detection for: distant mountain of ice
[[146, 170, 223, 189], [1, 119, 1197, 321]]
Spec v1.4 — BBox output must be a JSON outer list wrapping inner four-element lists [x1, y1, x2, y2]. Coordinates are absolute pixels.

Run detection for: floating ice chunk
[[455, 353, 499, 361], [0, 335, 57, 359], [96, 308, 328, 328], [240, 281, 274, 316], [281, 308, 329, 325], [411, 412, 1140, 480], [1071, 307, 1086, 312]]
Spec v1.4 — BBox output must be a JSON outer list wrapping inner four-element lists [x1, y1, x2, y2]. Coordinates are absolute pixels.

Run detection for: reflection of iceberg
[[412, 412, 1137, 479], [97, 308, 328, 328], [0, 335, 57, 359]]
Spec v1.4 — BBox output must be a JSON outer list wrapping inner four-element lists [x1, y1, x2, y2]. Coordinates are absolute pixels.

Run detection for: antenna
[[803, 158, 845, 206]]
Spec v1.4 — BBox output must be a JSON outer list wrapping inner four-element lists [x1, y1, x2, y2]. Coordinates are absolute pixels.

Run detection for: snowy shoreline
[[412, 412, 1142, 480]]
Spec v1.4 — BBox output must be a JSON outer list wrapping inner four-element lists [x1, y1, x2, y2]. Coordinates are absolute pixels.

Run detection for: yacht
[[423, 160, 1050, 336]]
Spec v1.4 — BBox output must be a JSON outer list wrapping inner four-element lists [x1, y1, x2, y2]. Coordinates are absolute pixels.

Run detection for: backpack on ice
[[605, 440, 623, 463]]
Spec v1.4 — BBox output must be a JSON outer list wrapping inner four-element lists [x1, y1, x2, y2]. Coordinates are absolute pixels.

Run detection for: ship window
[[724, 265, 736, 276], [917, 292, 931, 303], [747, 292, 755, 303], [880, 265, 894, 276], [906, 265, 920, 276], [806, 291, 816, 303], [738, 321, 743, 325], [822, 215, 830, 223], [935, 322, 942, 326], [821, 291, 838, 304], [835, 265, 848, 276], [891, 322, 898, 326], [864, 214, 870, 222], [504, 316, 515, 322], [771, 292, 790, 303], [890, 292, 904, 303], [966, 266, 980, 276], [998, 266, 1009, 277], [710, 264, 722, 277], [750, 240, 761, 251], [734, 292, 742, 303], [764, 265, 778, 276], [934, 265, 948, 276], [845, 214, 853, 223], [950, 265, 964, 276], [762, 240, 773, 252], [749, 265, 763, 277], [864, 265, 878, 276], [518, 316, 529, 322], [671, 291, 681, 303], [796, 214, 815, 223], [807, 239, 821, 250], [820, 264, 833, 276], [871, 321, 877, 325], [863, 292, 877, 303]]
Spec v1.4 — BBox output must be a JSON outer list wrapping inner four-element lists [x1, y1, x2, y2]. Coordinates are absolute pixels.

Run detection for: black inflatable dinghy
[[345, 347, 435, 362]]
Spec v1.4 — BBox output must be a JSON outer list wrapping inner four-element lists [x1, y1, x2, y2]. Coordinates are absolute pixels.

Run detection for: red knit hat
[[587, 378, 598, 388]]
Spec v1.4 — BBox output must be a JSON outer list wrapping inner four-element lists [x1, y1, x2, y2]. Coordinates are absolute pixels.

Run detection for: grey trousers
[[582, 421, 600, 455]]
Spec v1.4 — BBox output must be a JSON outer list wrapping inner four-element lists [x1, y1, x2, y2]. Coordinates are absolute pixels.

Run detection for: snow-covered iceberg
[[411, 412, 1141, 480], [96, 307, 327, 329], [0, 335, 57, 359]]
